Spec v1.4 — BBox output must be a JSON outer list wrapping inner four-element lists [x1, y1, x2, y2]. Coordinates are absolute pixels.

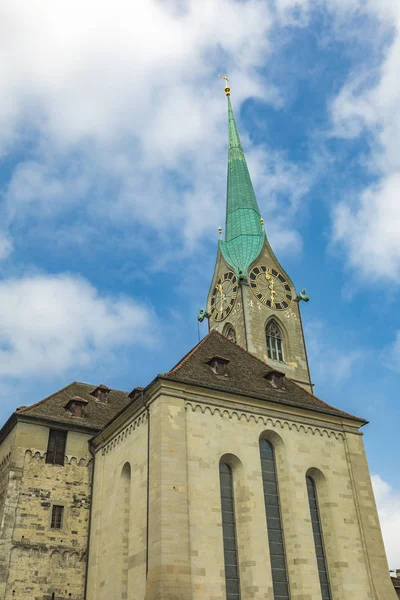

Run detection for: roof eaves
[[157, 374, 363, 424]]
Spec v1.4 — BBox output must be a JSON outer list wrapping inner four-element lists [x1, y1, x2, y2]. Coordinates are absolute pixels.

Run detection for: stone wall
[[88, 381, 396, 600], [0, 421, 92, 600], [86, 409, 148, 600]]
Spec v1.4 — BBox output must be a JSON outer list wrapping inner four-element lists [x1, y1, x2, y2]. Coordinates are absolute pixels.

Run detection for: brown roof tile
[[162, 330, 366, 423], [16, 382, 129, 430]]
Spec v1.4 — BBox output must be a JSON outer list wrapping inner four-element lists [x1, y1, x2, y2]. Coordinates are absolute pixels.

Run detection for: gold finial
[[218, 73, 230, 97], [260, 218, 264, 225], [218, 226, 223, 237]]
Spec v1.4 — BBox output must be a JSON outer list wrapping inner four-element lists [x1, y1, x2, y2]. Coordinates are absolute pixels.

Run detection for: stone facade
[[0, 334, 396, 599], [86, 366, 397, 600], [0, 420, 92, 600]]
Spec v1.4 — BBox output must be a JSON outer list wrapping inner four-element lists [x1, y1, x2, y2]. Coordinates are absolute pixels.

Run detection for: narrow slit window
[[51, 505, 64, 530], [266, 321, 284, 362], [219, 463, 240, 600], [306, 477, 331, 600], [46, 429, 67, 466], [260, 440, 290, 600]]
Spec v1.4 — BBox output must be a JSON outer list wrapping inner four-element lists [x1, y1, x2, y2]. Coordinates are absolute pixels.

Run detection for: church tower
[[207, 83, 312, 393]]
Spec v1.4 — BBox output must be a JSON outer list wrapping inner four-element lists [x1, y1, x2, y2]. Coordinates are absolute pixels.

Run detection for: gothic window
[[266, 320, 284, 362], [223, 324, 237, 344], [259, 440, 290, 600], [306, 477, 331, 600], [219, 463, 240, 600], [45, 429, 67, 466], [51, 505, 64, 529]]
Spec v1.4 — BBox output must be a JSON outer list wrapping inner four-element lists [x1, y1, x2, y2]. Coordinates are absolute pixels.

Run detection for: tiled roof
[[392, 577, 400, 590], [162, 330, 366, 423], [15, 382, 129, 430], [220, 96, 265, 277]]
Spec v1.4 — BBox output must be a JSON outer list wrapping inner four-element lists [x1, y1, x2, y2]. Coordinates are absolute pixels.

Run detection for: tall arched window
[[223, 323, 236, 344], [259, 440, 290, 600], [266, 320, 284, 362], [120, 463, 131, 599], [219, 463, 240, 600], [306, 477, 331, 600]]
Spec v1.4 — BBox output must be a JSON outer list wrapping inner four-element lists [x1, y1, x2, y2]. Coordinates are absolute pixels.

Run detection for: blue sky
[[1, 0, 400, 568]]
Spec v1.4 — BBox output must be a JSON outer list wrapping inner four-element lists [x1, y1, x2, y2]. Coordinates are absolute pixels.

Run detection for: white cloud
[[0, 273, 154, 377], [372, 474, 400, 569], [304, 319, 365, 384], [0, 0, 315, 261], [331, 1, 400, 282], [0, 233, 13, 260], [333, 173, 400, 281]]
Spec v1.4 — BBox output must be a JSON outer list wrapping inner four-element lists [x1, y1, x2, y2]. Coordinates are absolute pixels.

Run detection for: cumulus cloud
[[0, 0, 316, 261], [304, 319, 365, 384], [0, 273, 154, 377], [331, 1, 400, 282], [372, 474, 400, 569]]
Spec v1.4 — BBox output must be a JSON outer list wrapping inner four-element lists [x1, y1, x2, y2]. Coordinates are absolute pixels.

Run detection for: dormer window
[[65, 396, 88, 417], [264, 370, 286, 390], [90, 384, 111, 403], [207, 356, 230, 377]]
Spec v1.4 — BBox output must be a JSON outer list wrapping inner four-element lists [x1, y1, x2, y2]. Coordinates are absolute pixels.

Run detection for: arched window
[[219, 463, 240, 600], [306, 477, 331, 600], [259, 440, 290, 600], [223, 324, 236, 344], [266, 320, 284, 362]]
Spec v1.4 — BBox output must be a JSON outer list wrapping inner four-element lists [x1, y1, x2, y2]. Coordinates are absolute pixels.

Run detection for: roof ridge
[[167, 331, 215, 374], [16, 381, 80, 414], [15, 381, 130, 416]]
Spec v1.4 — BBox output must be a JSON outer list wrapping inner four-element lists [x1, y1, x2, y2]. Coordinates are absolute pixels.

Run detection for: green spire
[[219, 96, 264, 278]]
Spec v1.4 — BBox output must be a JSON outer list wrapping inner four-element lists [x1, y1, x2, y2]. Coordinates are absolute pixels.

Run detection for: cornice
[[155, 380, 361, 435], [24, 449, 91, 467], [98, 411, 148, 456], [185, 400, 346, 440]]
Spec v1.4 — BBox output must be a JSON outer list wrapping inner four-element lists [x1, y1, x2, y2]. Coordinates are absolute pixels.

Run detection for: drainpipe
[[84, 443, 95, 600]]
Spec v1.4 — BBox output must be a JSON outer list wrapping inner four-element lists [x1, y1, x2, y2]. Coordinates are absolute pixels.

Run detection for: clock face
[[210, 271, 238, 322], [249, 265, 292, 310]]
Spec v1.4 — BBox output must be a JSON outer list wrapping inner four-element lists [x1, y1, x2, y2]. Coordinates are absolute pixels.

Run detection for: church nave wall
[[87, 409, 148, 600], [185, 398, 384, 600]]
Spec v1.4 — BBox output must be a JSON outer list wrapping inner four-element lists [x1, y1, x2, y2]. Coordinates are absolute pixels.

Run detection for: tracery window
[[219, 463, 241, 600], [259, 440, 290, 600], [306, 477, 331, 600], [266, 320, 284, 362], [223, 324, 236, 344]]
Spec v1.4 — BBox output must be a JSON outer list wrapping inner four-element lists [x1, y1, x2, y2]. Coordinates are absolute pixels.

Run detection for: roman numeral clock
[[249, 265, 292, 310], [210, 271, 238, 322]]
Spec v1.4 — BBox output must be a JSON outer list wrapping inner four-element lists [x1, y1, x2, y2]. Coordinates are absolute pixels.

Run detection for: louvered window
[[46, 429, 67, 466], [266, 321, 284, 362], [260, 440, 290, 599], [219, 463, 240, 600], [51, 505, 64, 529], [306, 477, 331, 600]]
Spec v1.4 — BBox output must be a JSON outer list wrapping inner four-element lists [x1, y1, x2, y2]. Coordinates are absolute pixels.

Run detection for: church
[[0, 82, 396, 600]]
